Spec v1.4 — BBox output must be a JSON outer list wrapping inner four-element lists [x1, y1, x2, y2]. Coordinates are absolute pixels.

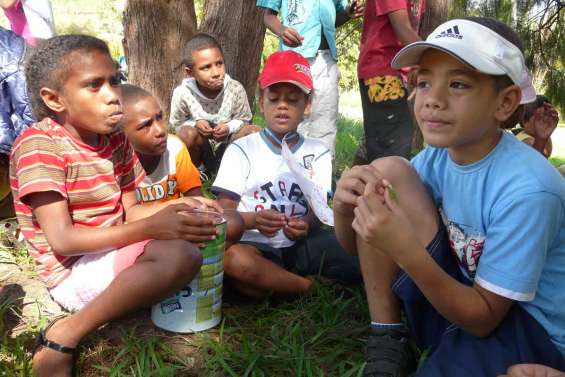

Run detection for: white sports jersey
[[212, 130, 332, 248]]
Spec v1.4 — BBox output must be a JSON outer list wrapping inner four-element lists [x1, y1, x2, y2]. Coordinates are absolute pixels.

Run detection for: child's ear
[[39, 87, 66, 114], [494, 85, 522, 123], [258, 91, 265, 115], [303, 93, 313, 117], [184, 66, 193, 78]]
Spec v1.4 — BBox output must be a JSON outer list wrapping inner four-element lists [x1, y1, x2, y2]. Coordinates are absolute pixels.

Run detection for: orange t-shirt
[[135, 135, 201, 203]]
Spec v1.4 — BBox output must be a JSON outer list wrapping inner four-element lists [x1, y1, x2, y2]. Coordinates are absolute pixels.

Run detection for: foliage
[[336, 17, 363, 92], [52, 0, 125, 59], [449, 0, 565, 114]]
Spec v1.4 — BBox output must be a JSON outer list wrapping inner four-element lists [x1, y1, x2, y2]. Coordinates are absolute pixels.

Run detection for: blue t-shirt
[[256, 0, 347, 59], [412, 131, 565, 355]]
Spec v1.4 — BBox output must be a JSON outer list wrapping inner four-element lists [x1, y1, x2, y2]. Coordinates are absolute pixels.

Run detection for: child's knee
[[159, 240, 203, 280], [370, 156, 411, 179], [223, 246, 260, 282], [176, 127, 200, 147]]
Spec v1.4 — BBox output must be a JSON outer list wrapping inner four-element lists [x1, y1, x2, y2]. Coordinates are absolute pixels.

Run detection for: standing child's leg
[[32, 239, 202, 377]]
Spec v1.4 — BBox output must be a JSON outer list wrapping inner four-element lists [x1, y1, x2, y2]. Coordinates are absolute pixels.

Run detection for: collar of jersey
[[260, 129, 304, 155]]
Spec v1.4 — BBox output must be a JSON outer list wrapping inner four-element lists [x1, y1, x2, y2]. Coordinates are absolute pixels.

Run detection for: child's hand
[[213, 123, 229, 142], [347, 0, 365, 18], [532, 103, 559, 141], [255, 209, 286, 237], [181, 196, 223, 213], [333, 164, 385, 217], [352, 180, 415, 262], [283, 217, 309, 240], [498, 364, 565, 377], [148, 203, 218, 243], [195, 120, 214, 138], [280, 26, 303, 47]]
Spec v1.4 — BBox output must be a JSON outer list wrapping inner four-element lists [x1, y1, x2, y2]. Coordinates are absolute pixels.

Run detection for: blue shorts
[[393, 225, 565, 376], [241, 228, 361, 284]]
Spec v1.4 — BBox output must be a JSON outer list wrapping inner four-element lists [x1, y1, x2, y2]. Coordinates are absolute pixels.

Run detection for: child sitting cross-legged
[[120, 83, 243, 244], [212, 51, 361, 299], [169, 33, 261, 175], [333, 17, 565, 377], [10, 35, 220, 377]]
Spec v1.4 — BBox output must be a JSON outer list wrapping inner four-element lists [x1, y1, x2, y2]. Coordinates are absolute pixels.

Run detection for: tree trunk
[[420, 0, 449, 38], [200, 0, 266, 108], [123, 0, 197, 120]]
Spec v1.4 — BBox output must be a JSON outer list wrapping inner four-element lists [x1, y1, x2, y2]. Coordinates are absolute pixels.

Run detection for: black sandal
[[32, 316, 77, 375]]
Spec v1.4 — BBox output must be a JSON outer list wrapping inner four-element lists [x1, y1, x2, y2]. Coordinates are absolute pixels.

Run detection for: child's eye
[[87, 81, 101, 89], [137, 120, 152, 130], [156, 112, 163, 121], [450, 81, 470, 89], [416, 80, 430, 89], [110, 76, 120, 86]]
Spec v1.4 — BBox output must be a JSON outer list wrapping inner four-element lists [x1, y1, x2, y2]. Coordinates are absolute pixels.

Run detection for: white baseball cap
[[391, 19, 536, 104]]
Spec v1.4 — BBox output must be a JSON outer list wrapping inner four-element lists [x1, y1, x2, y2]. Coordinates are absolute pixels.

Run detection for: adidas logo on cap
[[435, 25, 463, 40]]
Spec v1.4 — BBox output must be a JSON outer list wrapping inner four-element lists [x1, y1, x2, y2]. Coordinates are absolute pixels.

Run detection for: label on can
[[160, 298, 182, 314]]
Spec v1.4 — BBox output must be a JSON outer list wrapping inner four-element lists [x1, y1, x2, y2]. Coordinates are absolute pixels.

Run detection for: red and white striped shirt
[[10, 118, 145, 288]]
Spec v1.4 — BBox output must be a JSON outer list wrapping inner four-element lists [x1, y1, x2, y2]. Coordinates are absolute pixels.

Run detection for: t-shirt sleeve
[[256, 0, 281, 12], [169, 86, 195, 130], [11, 131, 67, 202], [475, 192, 563, 302], [119, 138, 145, 193], [374, 0, 408, 16], [211, 142, 250, 200], [228, 82, 253, 134], [175, 141, 202, 193]]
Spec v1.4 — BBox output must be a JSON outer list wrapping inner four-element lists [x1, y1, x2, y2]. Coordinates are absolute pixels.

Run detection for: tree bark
[[123, 0, 197, 120], [200, 0, 266, 108], [419, 0, 449, 38]]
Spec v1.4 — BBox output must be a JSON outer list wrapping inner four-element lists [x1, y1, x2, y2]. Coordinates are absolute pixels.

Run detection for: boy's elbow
[[48, 240, 74, 257], [461, 315, 504, 338]]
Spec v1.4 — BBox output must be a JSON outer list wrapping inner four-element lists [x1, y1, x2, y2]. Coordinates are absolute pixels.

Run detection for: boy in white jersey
[[212, 51, 360, 298]]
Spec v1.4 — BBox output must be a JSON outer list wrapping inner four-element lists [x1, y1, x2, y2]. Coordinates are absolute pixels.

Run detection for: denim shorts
[[393, 225, 565, 376]]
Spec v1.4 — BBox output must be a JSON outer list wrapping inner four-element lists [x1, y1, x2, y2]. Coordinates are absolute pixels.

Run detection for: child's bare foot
[[32, 316, 78, 377]]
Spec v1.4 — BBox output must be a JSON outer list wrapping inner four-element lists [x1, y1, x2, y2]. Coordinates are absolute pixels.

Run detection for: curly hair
[[120, 83, 152, 110], [180, 33, 223, 69], [25, 34, 111, 120]]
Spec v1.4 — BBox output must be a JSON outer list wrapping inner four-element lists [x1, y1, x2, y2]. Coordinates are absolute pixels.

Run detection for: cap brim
[[391, 41, 507, 77], [260, 79, 312, 94]]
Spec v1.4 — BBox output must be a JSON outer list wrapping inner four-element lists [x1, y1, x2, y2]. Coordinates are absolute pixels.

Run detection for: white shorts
[[49, 240, 150, 312]]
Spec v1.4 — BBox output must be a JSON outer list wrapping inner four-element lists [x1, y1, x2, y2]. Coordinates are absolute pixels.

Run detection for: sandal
[[32, 316, 77, 375]]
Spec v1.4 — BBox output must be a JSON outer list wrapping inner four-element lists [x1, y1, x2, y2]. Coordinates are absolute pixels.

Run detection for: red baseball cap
[[258, 51, 313, 94]]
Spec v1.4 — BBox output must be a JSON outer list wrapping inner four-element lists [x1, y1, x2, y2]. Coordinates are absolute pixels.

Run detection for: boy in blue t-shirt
[[333, 17, 565, 377], [256, 0, 363, 156]]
